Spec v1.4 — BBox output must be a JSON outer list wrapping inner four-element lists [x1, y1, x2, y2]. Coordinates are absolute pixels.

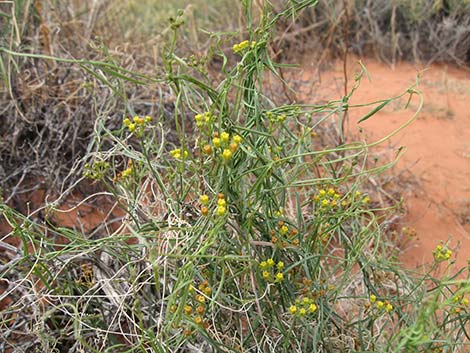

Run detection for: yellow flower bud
[[217, 206, 226, 216], [221, 132, 230, 143], [289, 305, 297, 314], [222, 149, 232, 161]]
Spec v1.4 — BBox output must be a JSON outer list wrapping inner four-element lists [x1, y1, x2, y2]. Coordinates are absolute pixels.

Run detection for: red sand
[[299, 58, 470, 269]]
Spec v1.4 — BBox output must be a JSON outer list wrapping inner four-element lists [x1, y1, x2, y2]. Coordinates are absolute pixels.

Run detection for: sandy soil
[[298, 58, 470, 269]]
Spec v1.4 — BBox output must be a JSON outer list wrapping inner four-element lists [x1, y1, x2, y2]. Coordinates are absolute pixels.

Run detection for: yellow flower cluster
[[113, 160, 134, 182], [199, 193, 228, 217], [266, 111, 287, 124], [203, 131, 242, 163], [368, 294, 393, 313], [173, 280, 212, 336], [232, 40, 256, 54], [259, 258, 284, 283], [170, 148, 189, 160], [269, 220, 299, 248], [123, 115, 152, 134], [354, 190, 371, 205], [121, 166, 133, 178], [314, 188, 342, 209], [194, 112, 213, 128], [452, 295, 469, 314], [289, 296, 317, 317], [83, 160, 110, 180], [433, 244, 452, 262]]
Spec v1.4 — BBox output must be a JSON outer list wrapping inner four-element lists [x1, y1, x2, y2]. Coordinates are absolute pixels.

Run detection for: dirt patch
[[298, 58, 470, 269]]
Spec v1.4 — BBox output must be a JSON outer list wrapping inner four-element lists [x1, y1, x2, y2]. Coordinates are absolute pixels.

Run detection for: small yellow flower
[[280, 225, 289, 235], [362, 196, 371, 204], [232, 135, 242, 144], [212, 137, 221, 148], [321, 199, 330, 207], [170, 148, 181, 158], [266, 258, 275, 267], [200, 194, 209, 205], [194, 316, 203, 325], [275, 272, 284, 282], [309, 303, 317, 313], [128, 123, 136, 132], [122, 167, 133, 178], [217, 206, 226, 217], [123, 118, 131, 126], [370, 294, 377, 303], [222, 149, 232, 161], [302, 297, 310, 305], [319, 189, 326, 197], [145, 116, 152, 123], [217, 198, 226, 207], [289, 305, 297, 314], [376, 301, 384, 309], [196, 295, 205, 303], [385, 303, 393, 313], [184, 305, 192, 314], [221, 132, 230, 143], [327, 188, 335, 196], [262, 271, 270, 280], [203, 287, 212, 296], [299, 308, 307, 316], [260, 261, 267, 269], [461, 298, 469, 306], [355, 191, 361, 197], [277, 261, 284, 270]]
